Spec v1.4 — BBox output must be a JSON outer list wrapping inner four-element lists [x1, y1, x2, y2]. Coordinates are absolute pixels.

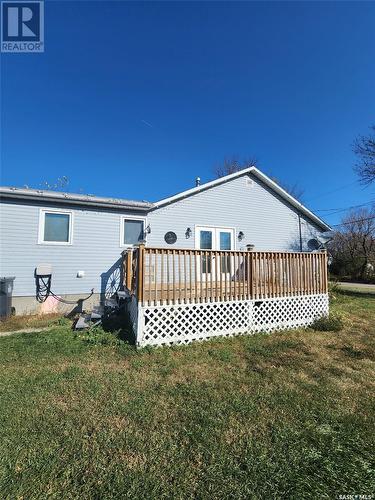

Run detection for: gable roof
[[153, 166, 331, 232], [0, 167, 331, 231]]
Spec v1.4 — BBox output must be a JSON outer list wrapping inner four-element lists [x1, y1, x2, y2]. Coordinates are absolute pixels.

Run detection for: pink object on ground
[[39, 295, 60, 314]]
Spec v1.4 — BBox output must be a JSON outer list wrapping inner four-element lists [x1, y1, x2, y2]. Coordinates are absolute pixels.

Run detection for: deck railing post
[[323, 250, 328, 294], [249, 251, 254, 299], [126, 248, 133, 291], [137, 244, 145, 305], [121, 250, 127, 289]]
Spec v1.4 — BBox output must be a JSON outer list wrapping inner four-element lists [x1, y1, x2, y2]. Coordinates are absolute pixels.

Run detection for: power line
[[331, 215, 375, 227], [304, 180, 359, 202], [315, 200, 375, 215]]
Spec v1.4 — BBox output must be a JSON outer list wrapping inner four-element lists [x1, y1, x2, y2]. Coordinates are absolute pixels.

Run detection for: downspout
[[298, 214, 303, 251]]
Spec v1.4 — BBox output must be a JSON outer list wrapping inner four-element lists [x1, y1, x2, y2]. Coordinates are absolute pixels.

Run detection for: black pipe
[[298, 214, 303, 251]]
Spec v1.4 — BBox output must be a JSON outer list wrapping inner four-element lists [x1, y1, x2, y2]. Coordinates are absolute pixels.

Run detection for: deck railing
[[122, 245, 328, 306]]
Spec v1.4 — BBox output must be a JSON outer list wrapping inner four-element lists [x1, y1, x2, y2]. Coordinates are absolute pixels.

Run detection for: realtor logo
[[1, 1, 44, 52]]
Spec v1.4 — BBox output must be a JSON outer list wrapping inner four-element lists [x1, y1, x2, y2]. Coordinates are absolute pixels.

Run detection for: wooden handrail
[[141, 246, 320, 255], [122, 247, 328, 306]]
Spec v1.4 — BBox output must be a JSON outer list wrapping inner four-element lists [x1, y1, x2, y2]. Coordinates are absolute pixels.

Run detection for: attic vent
[[246, 177, 254, 187]]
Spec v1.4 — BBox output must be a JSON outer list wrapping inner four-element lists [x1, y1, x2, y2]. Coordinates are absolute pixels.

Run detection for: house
[[0, 167, 331, 339]]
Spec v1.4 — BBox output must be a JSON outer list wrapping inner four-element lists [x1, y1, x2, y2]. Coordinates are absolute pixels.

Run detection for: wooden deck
[[122, 246, 328, 306]]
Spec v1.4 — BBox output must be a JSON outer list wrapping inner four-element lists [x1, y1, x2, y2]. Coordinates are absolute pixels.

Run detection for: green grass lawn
[[337, 283, 375, 294], [1, 292, 374, 499]]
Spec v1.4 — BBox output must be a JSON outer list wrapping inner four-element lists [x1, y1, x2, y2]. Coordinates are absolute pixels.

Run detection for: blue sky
[[1, 1, 374, 226]]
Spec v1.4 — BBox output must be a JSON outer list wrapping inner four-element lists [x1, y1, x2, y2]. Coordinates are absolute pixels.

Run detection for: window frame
[[38, 208, 73, 245], [194, 225, 237, 251], [120, 215, 147, 248]]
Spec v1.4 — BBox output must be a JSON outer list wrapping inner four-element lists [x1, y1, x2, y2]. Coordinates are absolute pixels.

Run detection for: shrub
[[328, 279, 340, 301], [76, 326, 123, 346], [51, 316, 71, 327], [311, 313, 343, 332]]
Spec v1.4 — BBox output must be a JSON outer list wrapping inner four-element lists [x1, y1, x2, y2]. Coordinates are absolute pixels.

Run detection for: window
[[121, 218, 145, 246], [200, 230, 213, 250], [220, 231, 232, 273], [196, 226, 235, 275], [39, 210, 72, 244], [219, 231, 231, 250], [200, 230, 213, 273]]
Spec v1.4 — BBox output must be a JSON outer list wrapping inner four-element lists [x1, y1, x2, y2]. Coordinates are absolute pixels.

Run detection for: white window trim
[[120, 215, 147, 248], [38, 208, 74, 245]]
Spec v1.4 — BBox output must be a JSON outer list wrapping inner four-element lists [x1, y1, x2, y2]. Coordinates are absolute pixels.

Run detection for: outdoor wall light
[[185, 227, 192, 238], [144, 224, 151, 235], [238, 231, 245, 241]]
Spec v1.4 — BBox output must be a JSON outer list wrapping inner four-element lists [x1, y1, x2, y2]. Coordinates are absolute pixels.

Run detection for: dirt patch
[[0, 326, 52, 337], [0, 313, 68, 332]]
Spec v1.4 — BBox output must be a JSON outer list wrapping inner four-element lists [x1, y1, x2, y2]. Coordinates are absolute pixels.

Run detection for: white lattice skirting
[[133, 294, 329, 348]]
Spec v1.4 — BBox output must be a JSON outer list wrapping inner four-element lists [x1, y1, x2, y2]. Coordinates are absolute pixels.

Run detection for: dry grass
[[0, 290, 374, 499], [0, 312, 69, 332]]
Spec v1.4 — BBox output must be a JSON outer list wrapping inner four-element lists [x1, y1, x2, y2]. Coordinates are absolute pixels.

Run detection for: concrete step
[[105, 298, 118, 309], [75, 314, 91, 330], [91, 305, 104, 320], [91, 312, 102, 320]]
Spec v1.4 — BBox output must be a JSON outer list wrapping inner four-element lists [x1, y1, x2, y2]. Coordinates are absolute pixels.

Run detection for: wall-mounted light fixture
[[144, 224, 151, 235], [238, 231, 245, 241], [185, 227, 192, 239]]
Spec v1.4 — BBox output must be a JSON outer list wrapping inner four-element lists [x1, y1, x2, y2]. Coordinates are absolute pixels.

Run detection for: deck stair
[[91, 305, 104, 320], [75, 314, 92, 330], [74, 295, 126, 330]]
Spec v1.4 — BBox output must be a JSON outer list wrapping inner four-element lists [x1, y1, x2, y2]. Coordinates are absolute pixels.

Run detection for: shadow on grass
[[101, 308, 136, 345]]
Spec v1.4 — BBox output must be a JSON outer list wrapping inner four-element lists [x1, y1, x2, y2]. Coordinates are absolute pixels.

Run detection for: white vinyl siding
[[0, 172, 325, 299], [0, 202, 145, 297], [147, 173, 324, 252]]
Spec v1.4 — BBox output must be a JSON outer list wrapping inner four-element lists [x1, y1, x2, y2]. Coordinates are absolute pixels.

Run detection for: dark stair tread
[[75, 314, 91, 330]]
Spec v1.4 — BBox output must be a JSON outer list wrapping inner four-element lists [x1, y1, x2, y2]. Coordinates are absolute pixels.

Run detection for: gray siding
[[147, 173, 323, 251], [0, 199, 143, 298], [0, 173, 325, 301]]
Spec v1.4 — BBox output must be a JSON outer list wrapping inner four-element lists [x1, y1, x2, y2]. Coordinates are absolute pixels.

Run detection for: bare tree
[[329, 207, 375, 281], [213, 156, 305, 201], [354, 125, 375, 185], [213, 156, 259, 178], [271, 178, 305, 202]]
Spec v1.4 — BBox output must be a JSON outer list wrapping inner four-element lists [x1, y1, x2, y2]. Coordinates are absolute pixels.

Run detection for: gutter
[[0, 186, 153, 212]]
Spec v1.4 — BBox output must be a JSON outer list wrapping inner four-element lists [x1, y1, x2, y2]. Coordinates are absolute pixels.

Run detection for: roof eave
[[250, 168, 332, 232], [0, 187, 152, 211]]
